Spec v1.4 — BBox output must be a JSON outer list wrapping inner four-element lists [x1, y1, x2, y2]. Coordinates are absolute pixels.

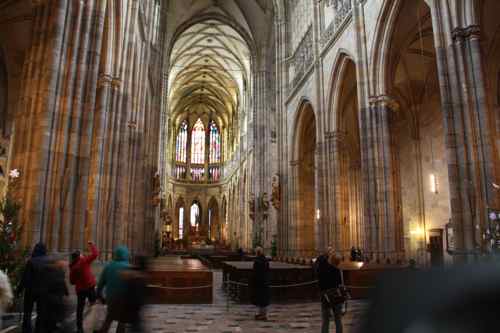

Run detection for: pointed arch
[[325, 51, 356, 132], [175, 119, 188, 162], [209, 120, 221, 163], [191, 118, 205, 164]]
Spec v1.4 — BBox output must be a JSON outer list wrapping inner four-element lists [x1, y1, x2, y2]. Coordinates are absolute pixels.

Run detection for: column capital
[[98, 73, 113, 87], [111, 77, 122, 89], [369, 95, 400, 112], [325, 130, 347, 142], [452, 25, 481, 42]]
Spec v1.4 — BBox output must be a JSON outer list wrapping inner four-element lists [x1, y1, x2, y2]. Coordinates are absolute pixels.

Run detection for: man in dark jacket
[[37, 259, 69, 332], [316, 252, 343, 333], [251, 247, 270, 320], [16, 243, 48, 333]]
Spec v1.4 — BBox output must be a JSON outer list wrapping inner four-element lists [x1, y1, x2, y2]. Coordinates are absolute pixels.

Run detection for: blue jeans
[[321, 300, 343, 333]]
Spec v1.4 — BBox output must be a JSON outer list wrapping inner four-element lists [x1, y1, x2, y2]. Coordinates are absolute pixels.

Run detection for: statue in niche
[[260, 192, 270, 219], [249, 193, 255, 220], [271, 174, 280, 210]]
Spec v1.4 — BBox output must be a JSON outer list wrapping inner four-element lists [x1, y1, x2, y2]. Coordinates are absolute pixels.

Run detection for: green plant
[[0, 170, 28, 291], [0, 197, 26, 290]]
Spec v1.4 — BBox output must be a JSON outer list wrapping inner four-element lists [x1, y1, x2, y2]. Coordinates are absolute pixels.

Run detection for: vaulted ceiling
[[168, 19, 250, 127], [166, 0, 274, 129]]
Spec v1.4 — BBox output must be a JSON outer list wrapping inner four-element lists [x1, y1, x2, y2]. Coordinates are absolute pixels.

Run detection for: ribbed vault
[[168, 19, 250, 129]]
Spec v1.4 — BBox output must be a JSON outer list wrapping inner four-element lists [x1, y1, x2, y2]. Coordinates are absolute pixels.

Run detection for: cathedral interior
[[1, 0, 500, 331], [0, 0, 499, 264]]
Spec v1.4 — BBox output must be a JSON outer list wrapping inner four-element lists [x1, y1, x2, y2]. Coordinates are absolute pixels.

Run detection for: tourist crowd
[[1, 242, 146, 333], [2, 242, 349, 333]]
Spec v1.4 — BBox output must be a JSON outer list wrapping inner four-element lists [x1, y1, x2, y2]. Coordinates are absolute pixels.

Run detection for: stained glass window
[[209, 166, 220, 182], [190, 167, 204, 181], [175, 121, 188, 162], [209, 121, 221, 163], [191, 119, 205, 164]]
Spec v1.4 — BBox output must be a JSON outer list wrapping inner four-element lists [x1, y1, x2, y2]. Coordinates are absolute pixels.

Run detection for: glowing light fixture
[[410, 227, 425, 238], [316, 209, 321, 220], [430, 174, 438, 193]]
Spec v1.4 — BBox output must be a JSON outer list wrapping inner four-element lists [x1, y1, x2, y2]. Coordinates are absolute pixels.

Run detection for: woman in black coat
[[251, 247, 270, 320], [316, 253, 343, 333]]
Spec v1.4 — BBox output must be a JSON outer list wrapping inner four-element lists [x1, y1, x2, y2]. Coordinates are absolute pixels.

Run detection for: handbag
[[323, 287, 346, 305], [323, 269, 350, 306]]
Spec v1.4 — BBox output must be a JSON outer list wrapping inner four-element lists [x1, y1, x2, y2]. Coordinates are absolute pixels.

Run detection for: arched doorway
[[190, 200, 203, 242], [175, 197, 185, 242], [333, 57, 363, 253], [208, 197, 219, 242], [295, 102, 316, 256], [386, 0, 450, 265]]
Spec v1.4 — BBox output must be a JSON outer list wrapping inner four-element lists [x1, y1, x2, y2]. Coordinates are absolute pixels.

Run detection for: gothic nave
[[0, 0, 500, 331], [2, 0, 497, 264]]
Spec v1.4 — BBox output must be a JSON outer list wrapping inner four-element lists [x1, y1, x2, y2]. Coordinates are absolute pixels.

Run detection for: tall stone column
[[324, 131, 346, 252], [315, 139, 328, 253], [252, 69, 269, 248], [289, 160, 299, 257], [274, 15, 288, 257], [356, 95, 399, 261], [429, 1, 499, 260], [452, 25, 498, 230], [11, 0, 108, 250]]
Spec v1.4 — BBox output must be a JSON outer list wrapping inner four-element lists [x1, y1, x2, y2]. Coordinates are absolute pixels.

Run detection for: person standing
[[70, 241, 99, 333], [317, 252, 343, 333], [96, 246, 130, 333], [118, 256, 149, 332], [0, 269, 13, 329], [16, 242, 48, 333], [251, 247, 270, 320], [37, 259, 69, 332]]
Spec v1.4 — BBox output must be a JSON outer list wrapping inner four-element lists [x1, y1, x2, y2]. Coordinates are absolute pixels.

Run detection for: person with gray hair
[[251, 247, 270, 320]]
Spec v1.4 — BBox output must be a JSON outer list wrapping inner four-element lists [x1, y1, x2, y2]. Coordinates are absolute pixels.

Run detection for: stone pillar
[[315, 139, 328, 254], [11, 0, 108, 250], [274, 13, 288, 256], [252, 69, 269, 247], [354, 94, 399, 262], [452, 25, 498, 230], [289, 160, 299, 257], [429, 1, 499, 260], [324, 131, 346, 252]]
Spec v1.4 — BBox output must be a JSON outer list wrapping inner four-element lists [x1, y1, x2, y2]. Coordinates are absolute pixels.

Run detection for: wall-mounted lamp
[[410, 226, 425, 239], [430, 174, 438, 194], [316, 209, 321, 220]]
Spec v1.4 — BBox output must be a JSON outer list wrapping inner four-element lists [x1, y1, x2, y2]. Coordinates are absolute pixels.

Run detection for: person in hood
[[96, 246, 130, 333], [16, 242, 48, 333], [70, 241, 99, 333], [0, 269, 13, 329]]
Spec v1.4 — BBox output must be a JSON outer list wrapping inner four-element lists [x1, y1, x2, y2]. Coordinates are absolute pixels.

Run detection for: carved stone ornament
[[249, 193, 256, 220], [271, 174, 281, 210]]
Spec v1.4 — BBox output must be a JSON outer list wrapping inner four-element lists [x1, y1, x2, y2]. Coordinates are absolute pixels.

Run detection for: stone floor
[[141, 300, 366, 333], [89, 270, 367, 333]]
